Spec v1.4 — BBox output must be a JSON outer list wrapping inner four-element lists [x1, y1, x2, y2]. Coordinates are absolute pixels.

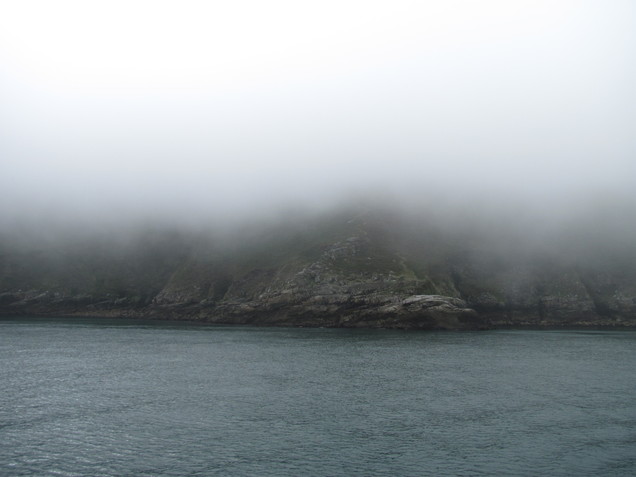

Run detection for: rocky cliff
[[1, 209, 635, 329]]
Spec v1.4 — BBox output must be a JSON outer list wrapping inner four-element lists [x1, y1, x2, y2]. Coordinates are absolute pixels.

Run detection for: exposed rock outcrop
[[1, 211, 635, 329], [144, 234, 486, 329]]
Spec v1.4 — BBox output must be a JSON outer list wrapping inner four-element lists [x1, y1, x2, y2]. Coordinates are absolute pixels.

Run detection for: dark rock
[[1, 213, 635, 329]]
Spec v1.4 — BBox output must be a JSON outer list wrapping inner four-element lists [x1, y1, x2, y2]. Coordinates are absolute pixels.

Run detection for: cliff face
[[448, 253, 636, 327], [1, 211, 635, 329], [150, 234, 483, 329]]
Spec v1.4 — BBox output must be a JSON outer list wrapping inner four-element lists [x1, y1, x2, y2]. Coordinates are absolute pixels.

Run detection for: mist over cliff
[[1, 198, 635, 329], [1, 1, 635, 328]]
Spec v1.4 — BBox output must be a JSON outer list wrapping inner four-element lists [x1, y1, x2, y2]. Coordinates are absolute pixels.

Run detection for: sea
[[1, 317, 635, 476]]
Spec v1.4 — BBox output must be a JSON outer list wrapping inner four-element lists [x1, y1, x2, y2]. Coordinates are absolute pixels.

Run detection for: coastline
[[3, 299, 635, 330]]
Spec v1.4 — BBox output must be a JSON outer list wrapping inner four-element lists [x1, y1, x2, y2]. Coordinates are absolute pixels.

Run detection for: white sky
[[1, 0, 634, 223]]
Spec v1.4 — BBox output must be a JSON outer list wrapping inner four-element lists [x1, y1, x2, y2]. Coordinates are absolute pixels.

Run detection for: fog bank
[[1, 1, 634, 230]]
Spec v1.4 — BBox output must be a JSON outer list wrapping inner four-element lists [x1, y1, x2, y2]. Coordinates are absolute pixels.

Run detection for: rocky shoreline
[[2, 294, 634, 330], [0, 291, 488, 330], [2, 214, 635, 330]]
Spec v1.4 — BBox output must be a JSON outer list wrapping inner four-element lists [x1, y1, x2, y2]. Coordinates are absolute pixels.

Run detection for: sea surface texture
[[1, 318, 635, 476]]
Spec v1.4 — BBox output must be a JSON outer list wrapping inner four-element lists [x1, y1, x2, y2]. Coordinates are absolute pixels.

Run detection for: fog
[[1, 0, 635, 233]]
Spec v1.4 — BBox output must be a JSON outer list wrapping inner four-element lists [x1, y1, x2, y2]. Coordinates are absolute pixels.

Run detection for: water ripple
[[1, 320, 635, 476]]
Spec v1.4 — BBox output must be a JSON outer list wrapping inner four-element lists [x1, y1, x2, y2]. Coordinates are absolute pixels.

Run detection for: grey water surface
[[1, 317, 635, 476]]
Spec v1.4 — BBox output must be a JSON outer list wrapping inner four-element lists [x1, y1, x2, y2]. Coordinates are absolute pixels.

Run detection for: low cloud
[[1, 1, 634, 233]]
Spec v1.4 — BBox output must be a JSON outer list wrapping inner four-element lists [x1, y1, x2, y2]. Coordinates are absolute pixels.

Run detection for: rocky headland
[[1, 209, 635, 329]]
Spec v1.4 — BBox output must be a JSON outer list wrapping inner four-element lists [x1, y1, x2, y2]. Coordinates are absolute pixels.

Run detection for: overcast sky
[[1, 0, 634, 226]]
